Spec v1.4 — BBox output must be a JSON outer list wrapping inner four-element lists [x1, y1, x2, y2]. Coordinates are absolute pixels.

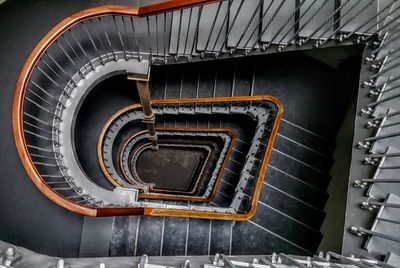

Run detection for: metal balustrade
[[8, 0, 400, 260], [347, 1, 400, 256]]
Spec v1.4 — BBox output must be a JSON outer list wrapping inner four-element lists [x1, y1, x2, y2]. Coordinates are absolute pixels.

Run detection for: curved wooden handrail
[[98, 96, 282, 220], [98, 123, 236, 202], [12, 2, 282, 220], [12, 2, 221, 217]]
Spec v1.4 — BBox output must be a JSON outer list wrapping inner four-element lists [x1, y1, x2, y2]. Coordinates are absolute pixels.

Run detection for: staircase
[[1, 0, 400, 264]]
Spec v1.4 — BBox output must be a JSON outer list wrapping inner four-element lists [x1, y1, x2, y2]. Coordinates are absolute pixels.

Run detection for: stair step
[[109, 216, 139, 256], [259, 183, 326, 230], [340, 0, 378, 34], [268, 149, 331, 190], [261, 0, 296, 44], [169, 7, 201, 56], [197, 1, 229, 52], [277, 119, 336, 156], [136, 216, 163, 256], [150, 66, 168, 100], [264, 166, 329, 210], [231, 220, 311, 255], [298, 0, 335, 39], [250, 203, 322, 253], [187, 219, 211, 255], [209, 220, 232, 254], [161, 217, 188, 256], [368, 147, 400, 199], [274, 134, 334, 172], [227, 0, 260, 49]]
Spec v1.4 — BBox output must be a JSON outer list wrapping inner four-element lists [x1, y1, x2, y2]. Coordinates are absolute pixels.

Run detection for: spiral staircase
[[1, 0, 400, 267]]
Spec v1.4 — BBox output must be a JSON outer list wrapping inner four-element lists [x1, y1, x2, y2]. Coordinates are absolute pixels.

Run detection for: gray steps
[[261, 0, 296, 44], [264, 166, 329, 210], [259, 183, 326, 230], [197, 1, 229, 52], [268, 150, 331, 190], [365, 194, 400, 255], [227, 0, 261, 49], [340, 0, 378, 34], [298, 0, 335, 39]]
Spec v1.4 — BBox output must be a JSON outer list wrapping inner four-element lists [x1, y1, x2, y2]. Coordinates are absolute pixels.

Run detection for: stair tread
[[259, 183, 326, 230], [265, 166, 329, 210], [274, 133, 334, 172], [268, 149, 331, 190], [251, 203, 322, 252], [161, 217, 188, 256]]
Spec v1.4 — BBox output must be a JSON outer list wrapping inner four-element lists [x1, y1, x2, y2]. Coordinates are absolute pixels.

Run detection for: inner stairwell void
[[1, 0, 400, 267]]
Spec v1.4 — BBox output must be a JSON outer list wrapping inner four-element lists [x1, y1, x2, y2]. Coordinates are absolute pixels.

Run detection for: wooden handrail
[[12, 2, 224, 217], [12, 2, 282, 220], [99, 125, 236, 202]]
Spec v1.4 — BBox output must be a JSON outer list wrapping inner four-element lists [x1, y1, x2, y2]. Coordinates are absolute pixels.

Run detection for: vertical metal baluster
[[130, 17, 142, 61], [251, 0, 288, 50], [183, 8, 193, 57], [231, 61, 237, 97], [184, 218, 189, 256], [147, 16, 153, 62], [250, 58, 256, 96], [218, 0, 245, 54], [207, 220, 212, 255], [204, 2, 223, 51], [212, 67, 218, 98], [113, 16, 127, 60], [164, 72, 168, 100], [99, 17, 117, 61], [195, 67, 200, 98], [179, 71, 183, 99]]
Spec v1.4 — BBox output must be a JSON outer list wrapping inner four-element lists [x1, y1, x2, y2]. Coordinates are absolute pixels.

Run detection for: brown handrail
[[12, 3, 282, 220], [11, 2, 223, 217], [100, 126, 236, 202]]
